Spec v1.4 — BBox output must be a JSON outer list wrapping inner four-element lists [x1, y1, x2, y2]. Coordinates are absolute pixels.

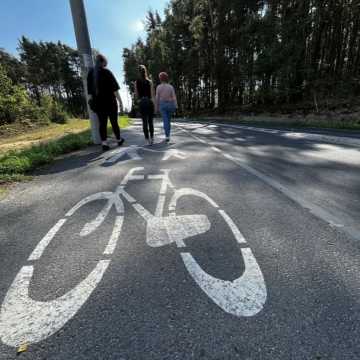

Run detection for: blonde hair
[[139, 65, 149, 80]]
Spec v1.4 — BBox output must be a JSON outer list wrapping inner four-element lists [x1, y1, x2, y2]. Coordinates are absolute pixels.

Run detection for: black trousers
[[97, 104, 120, 142], [139, 97, 154, 139]]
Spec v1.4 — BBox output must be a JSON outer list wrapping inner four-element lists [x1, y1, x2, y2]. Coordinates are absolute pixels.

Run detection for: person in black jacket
[[87, 54, 125, 151], [135, 65, 155, 145]]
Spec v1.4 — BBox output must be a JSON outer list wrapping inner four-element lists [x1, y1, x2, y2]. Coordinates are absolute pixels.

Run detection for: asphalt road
[[0, 119, 359, 360]]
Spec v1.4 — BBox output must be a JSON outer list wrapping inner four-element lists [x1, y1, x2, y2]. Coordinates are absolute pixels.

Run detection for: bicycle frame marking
[[0, 167, 266, 347]]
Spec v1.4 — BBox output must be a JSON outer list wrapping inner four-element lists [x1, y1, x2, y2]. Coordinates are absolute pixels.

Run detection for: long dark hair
[[93, 54, 107, 95]]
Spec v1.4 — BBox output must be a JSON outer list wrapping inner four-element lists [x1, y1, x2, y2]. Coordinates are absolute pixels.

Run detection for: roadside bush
[[40, 96, 69, 124], [0, 64, 48, 126], [0, 65, 28, 124]]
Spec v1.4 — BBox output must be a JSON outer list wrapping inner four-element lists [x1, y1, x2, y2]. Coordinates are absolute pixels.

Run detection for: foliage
[[0, 64, 46, 125], [40, 96, 69, 124], [0, 49, 26, 85], [0, 38, 87, 128], [123, 0, 360, 114], [18, 37, 85, 116], [0, 116, 131, 184], [0, 38, 85, 119]]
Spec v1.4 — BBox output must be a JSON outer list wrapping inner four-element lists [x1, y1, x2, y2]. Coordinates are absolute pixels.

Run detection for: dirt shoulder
[[0, 119, 90, 155]]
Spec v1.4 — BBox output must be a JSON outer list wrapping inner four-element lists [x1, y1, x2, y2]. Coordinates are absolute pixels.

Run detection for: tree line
[[123, 0, 360, 115], [0, 37, 85, 126]]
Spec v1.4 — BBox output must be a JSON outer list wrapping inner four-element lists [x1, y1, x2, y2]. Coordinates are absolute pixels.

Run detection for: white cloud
[[130, 19, 145, 33], [120, 87, 132, 111]]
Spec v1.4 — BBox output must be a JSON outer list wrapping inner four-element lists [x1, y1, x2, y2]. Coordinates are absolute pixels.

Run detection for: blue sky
[[0, 0, 169, 108]]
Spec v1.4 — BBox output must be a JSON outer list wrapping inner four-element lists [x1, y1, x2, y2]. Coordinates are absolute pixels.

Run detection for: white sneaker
[[165, 137, 170, 143]]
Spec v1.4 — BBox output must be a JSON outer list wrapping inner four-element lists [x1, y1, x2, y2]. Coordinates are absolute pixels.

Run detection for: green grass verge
[[0, 116, 131, 188], [191, 114, 360, 131], [0, 186, 8, 200], [0, 131, 92, 180]]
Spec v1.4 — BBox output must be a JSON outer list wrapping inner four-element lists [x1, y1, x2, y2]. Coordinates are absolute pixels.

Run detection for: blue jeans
[[160, 101, 176, 138]]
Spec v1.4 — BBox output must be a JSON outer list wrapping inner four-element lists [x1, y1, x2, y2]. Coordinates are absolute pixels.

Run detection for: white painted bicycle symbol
[[0, 167, 266, 347]]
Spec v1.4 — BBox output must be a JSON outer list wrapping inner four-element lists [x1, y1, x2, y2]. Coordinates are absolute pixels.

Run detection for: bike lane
[[0, 120, 359, 359]]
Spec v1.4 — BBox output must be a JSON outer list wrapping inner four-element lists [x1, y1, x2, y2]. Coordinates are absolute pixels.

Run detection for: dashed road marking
[[176, 124, 360, 242]]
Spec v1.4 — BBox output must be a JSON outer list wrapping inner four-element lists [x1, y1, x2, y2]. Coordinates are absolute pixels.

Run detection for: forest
[[123, 0, 360, 115], [0, 37, 84, 126]]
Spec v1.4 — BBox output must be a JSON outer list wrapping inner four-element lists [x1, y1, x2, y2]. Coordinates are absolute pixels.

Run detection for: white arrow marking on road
[[161, 149, 187, 161], [105, 145, 142, 165], [104, 145, 187, 165]]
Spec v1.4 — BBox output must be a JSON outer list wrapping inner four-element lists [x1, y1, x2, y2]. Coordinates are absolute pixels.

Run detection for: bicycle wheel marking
[[169, 188, 266, 317], [104, 216, 124, 255], [28, 219, 67, 261], [181, 248, 266, 317], [0, 260, 110, 347], [218, 210, 246, 244], [0, 192, 124, 347]]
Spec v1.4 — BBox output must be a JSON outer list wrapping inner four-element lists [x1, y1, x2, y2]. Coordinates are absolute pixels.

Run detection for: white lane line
[[224, 154, 360, 240], [178, 125, 360, 241], [103, 216, 124, 255], [219, 210, 247, 244], [212, 123, 360, 147], [211, 146, 223, 153], [197, 138, 207, 144], [28, 219, 67, 261]]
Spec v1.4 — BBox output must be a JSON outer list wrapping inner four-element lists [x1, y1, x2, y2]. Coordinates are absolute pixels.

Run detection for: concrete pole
[[69, 0, 101, 144]]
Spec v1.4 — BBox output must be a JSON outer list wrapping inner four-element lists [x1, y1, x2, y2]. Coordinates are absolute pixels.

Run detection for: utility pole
[[69, 0, 100, 144]]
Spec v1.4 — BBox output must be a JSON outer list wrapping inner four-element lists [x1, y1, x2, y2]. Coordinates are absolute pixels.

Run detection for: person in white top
[[155, 72, 177, 142]]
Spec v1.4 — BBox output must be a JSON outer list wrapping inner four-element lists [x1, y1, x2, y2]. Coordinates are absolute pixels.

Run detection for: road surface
[[0, 119, 359, 359]]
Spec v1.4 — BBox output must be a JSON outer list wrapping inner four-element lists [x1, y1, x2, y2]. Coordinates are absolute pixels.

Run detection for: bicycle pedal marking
[[0, 167, 267, 347], [146, 215, 211, 248]]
